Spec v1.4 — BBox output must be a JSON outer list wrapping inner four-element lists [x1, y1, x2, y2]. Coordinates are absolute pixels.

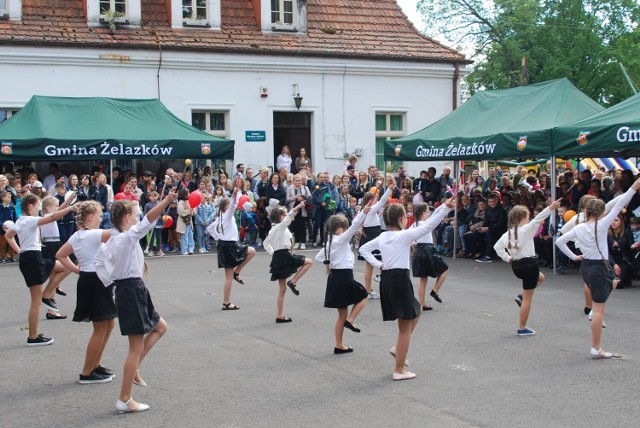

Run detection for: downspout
[[452, 63, 459, 110], [156, 35, 163, 100]]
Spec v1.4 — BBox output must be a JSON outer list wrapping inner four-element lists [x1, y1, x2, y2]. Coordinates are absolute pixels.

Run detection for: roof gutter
[[452, 62, 460, 110]]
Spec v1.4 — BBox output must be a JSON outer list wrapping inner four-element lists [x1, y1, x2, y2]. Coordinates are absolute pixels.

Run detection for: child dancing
[[360, 197, 454, 380], [4, 193, 77, 346], [557, 177, 640, 359], [494, 199, 561, 336], [411, 203, 450, 311], [263, 202, 313, 322], [207, 178, 256, 310], [316, 197, 374, 354], [56, 200, 117, 384], [94, 188, 178, 413]]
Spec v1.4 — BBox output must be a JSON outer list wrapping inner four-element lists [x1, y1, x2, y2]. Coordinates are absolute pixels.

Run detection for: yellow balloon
[[185, 159, 192, 166]]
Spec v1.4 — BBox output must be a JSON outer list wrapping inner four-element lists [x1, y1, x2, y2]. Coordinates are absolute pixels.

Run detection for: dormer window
[[88, 0, 140, 27], [0, 0, 22, 20], [183, 0, 208, 26], [271, 0, 295, 30], [100, 0, 126, 16]]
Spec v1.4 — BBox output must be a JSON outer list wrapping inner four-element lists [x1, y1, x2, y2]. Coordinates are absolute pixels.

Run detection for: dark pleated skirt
[[19, 250, 53, 287], [41, 240, 61, 263], [114, 278, 160, 336], [217, 240, 248, 269], [324, 269, 368, 309], [73, 271, 118, 323], [412, 243, 448, 278], [380, 269, 421, 321], [270, 249, 306, 281]]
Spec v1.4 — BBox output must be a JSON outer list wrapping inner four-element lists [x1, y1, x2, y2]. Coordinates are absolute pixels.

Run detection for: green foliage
[[101, 9, 125, 33], [418, 0, 640, 105]]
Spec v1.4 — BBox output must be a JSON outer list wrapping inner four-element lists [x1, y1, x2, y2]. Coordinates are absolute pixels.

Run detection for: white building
[[0, 0, 470, 177]]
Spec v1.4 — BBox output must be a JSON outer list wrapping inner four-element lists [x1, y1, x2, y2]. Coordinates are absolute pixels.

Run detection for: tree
[[418, 0, 640, 105]]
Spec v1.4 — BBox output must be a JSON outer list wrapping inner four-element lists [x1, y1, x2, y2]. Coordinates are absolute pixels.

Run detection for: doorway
[[273, 112, 311, 174]]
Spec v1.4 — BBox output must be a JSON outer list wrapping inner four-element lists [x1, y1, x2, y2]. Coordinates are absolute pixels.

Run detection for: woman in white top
[[4, 193, 77, 347], [557, 178, 640, 360], [94, 188, 178, 414], [411, 203, 450, 311], [358, 184, 393, 299], [360, 198, 454, 380], [494, 199, 561, 337], [57, 200, 116, 384], [207, 178, 256, 310], [276, 145, 293, 174], [264, 202, 312, 322], [315, 201, 373, 354]]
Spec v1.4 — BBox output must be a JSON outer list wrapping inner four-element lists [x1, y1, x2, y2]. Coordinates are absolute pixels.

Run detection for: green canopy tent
[[553, 92, 640, 159], [384, 78, 603, 162], [0, 96, 234, 161]]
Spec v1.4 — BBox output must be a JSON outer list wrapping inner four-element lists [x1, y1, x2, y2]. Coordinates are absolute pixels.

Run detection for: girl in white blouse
[[315, 199, 373, 354], [57, 200, 116, 384], [4, 193, 77, 347], [360, 198, 454, 381], [494, 199, 561, 337], [557, 178, 640, 359], [207, 178, 256, 310], [263, 202, 312, 322], [94, 188, 178, 414]]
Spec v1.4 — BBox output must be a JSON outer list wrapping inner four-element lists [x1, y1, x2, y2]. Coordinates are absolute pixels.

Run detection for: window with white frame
[[182, 0, 208, 25], [0, 0, 7, 17], [100, 0, 126, 15], [271, 0, 295, 29], [192, 111, 228, 139], [0, 109, 18, 124], [375, 113, 405, 171]]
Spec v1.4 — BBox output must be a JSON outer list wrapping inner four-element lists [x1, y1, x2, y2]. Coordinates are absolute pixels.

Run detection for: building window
[[0, 0, 7, 17], [0, 109, 18, 124], [271, 0, 295, 29], [192, 111, 228, 139], [100, 0, 126, 15], [183, 0, 208, 25], [375, 113, 405, 171]]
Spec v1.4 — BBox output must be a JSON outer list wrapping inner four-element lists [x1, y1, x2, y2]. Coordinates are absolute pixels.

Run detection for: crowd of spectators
[[1, 158, 640, 287]]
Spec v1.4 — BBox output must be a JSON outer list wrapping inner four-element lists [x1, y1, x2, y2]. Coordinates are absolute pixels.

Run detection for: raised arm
[[599, 181, 640, 231], [146, 188, 177, 224], [333, 203, 372, 246], [369, 186, 393, 215], [38, 205, 78, 226], [401, 199, 454, 243]]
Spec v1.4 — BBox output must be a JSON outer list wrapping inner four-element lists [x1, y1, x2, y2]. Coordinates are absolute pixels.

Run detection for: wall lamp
[[292, 84, 303, 110]]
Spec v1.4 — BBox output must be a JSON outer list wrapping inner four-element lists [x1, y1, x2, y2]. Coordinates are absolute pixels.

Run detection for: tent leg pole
[[551, 157, 557, 275], [109, 159, 114, 188], [453, 161, 459, 260]]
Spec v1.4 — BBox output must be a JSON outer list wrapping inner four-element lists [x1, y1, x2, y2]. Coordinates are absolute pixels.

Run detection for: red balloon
[[188, 191, 202, 209], [114, 192, 126, 200], [163, 215, 173, 229], [238, 195, 250, 209]]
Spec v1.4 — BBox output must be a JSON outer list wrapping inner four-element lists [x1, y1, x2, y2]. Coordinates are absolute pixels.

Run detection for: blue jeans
[[196, 224, 207, 250], [180, 224, 195, 254], [458, 224, 469, 252]]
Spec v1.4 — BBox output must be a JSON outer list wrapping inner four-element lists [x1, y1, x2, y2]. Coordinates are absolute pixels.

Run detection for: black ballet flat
[[334, 346, 353, 354], [422, 305, 433, 311], [344, 320, 361, 333], [276, 316, 292, 323], [46, 312, 67, 320], [55, 288, 67, 296]]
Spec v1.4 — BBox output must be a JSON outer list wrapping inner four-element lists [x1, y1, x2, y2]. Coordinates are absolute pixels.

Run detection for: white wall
[[0, 46, 467, 178]]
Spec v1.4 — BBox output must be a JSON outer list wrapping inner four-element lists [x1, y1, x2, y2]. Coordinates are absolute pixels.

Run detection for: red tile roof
[[0, 0, 469, 64]]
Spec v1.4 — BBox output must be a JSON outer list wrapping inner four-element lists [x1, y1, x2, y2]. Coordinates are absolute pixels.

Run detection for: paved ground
[[1, 248, 639, 428]]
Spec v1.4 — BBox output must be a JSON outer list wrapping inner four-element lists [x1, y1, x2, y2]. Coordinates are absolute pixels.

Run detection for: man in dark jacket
[[476, 193, 507, 262]]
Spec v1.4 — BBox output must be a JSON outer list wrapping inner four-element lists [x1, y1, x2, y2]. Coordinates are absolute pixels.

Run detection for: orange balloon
[[563, 210, 577, 223], [369, 187, 378, 194], [163, 215, 173, 229]]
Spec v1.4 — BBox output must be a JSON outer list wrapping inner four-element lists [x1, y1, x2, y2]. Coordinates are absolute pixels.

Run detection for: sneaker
[[158, 251, 165, 257], [8, 258, 16, 263], [0, 259, 5, 264], [198, 248, 206, 254], [368, 291, 380, 300], [93, 365, 115, 378], [516, 327, 536, 336], [300, 243, 306, 250], [27, 334, 54, 346], [476, 256, 493, 263], [41, 298, 60, 312], [590, 348, 614, 359], [515, 294, 522, 307], [79, 371, 113, 384], [374, 274, 381, 283], [312, 242, 318, 247], [294, 242, 300, 249], [147, 252, 154, 257]]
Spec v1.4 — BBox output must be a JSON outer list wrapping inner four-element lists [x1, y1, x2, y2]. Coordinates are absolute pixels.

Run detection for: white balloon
[[3, 220, 15, 231], [412, 193, 423, 205]]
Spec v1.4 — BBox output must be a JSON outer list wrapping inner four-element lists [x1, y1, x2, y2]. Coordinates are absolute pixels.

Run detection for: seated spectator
[[462, 197, 486, 258]]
